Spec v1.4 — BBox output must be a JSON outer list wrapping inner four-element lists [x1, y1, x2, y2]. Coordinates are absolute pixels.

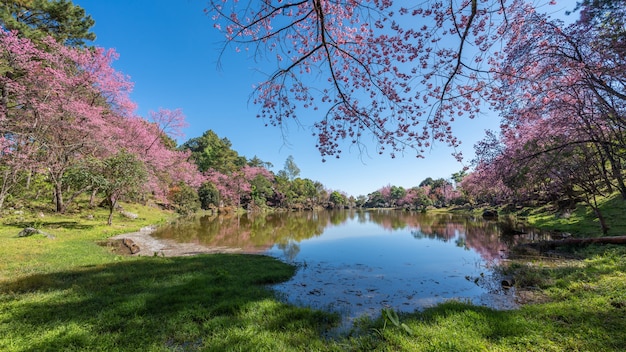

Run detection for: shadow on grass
[[1, 254, 339, 351], [4, 220, 94, 230]]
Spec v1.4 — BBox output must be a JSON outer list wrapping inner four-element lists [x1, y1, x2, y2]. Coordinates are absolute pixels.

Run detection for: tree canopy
[[0, 0, 95, 46], [208, 0, 562, 161]]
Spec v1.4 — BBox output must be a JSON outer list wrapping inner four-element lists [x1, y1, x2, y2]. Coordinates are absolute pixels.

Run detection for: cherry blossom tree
[[463, 1, 626, 233], [114, 115, 205, 202], [205, 165, 274, 208], [0, 134, 38, 210], [208, 0, 557, 160], [490, 5, 625, 191], [0, 30, 130, 212], [1, 29, 204, 211]]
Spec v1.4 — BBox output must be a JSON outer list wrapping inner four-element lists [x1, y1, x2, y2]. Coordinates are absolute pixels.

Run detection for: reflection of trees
[[367, 211, 547, 261], [152, 210, 547, 262], [276, 241, 300, 262], [152, 210, 352, 252]]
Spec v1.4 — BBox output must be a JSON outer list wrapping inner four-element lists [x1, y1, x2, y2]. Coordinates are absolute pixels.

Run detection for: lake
[[152, 209, 544, 325]]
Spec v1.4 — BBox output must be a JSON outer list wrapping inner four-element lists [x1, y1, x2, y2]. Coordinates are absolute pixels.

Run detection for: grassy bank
[[525, 194, 626, 237], [1, 201, 625, 351]]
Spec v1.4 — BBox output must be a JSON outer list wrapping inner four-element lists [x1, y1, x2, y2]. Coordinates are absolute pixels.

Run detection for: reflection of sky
[[266, 216, 517, 329]]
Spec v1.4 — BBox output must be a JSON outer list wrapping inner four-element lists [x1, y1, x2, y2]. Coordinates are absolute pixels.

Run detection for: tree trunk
[[54, 181, 65, 213], [603, 144, 626, 200], [90, 188, 98, 207], [591, 205, 609, 235], [0, 170, 12, 211], [25, 169, 32, 190], [583, 193, 609, 235], [107, 198, 116, 225]]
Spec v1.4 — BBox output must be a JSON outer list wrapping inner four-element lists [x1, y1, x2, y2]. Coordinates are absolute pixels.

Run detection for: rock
[[501, 277, 515, 289], [120, 211, 138, 219], [482, 209, 498, 219], [18, 227, 56, 239], [122, 238, 141, 254], [139, 225, 156, 233], [18, 227, 39, 237]]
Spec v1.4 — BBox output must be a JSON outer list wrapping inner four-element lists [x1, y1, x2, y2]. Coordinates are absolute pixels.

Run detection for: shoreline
[[109, 225, 244, 257]]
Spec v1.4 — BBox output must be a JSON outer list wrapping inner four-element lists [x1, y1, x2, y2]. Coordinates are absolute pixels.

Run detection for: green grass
[[525, 194, 626, 237], [0, 254, 338, 351], [1, 200, 626, 351], [344, 246, 626, 351]]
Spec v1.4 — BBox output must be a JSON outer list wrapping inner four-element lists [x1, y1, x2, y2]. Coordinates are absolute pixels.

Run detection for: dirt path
[[108, 226, 244, 257]]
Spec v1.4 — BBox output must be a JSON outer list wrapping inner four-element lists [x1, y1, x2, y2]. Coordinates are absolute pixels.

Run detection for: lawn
[[1, 200, 625, 351]]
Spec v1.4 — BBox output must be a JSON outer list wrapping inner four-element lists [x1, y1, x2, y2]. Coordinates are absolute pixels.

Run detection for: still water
[[152, 210, 543, 324]]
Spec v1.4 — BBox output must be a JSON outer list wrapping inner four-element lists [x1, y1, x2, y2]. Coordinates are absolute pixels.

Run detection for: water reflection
[[153, 210, 545, 262], [153, 210, 546, 326]]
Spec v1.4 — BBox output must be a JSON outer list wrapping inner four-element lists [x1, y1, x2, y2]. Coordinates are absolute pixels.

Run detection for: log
[[523, 235, 626, 250]]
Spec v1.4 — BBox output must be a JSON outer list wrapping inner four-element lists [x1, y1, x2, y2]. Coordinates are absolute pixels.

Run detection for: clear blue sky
[[74, 0, 500, 197]]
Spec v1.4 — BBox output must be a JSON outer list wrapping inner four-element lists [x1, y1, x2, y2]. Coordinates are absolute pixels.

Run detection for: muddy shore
[[107, 226, 244, 257]]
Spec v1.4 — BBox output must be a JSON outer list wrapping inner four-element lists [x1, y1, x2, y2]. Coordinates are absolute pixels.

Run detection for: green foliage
[[168, 182, 200, 216], [247, 155, 273, 169], [250, 174, 273, 207], [329, 191, 346, 208], [0, 0, 95, 46], [198, 182, 219, 210], [451, 169, 467, 184], [100, 152, 147, 199], [181, 130, 246, 173], [390, 185, 406, 202], [379, 308, 413, 336], [419, 177, 435, 187], [96, 151, 147, 224], [282, 155, 300, 180], [62, 159, 106, 192]]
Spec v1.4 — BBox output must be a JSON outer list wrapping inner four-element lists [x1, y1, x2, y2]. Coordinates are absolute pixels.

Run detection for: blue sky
[[74, 0, 501, 196]]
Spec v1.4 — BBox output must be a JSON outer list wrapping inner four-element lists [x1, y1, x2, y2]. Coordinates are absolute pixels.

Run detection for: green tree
[[390, 185, 406, 206], [168, 182, 200, 216], [366, 191, 386, 208], [419, 177, 434, 188], [62, 158, 107, 208], [290, 178, 316, 208], [451, 170, 467, 185], [282, 155, 300, 180], [181, 130, 245, 173], [0, 0, 95, 46], [329, 191, 346, 209], [250, 174, 273, 207], [355, 195, 368, 208], [99, 151, 147, 225], [248, 155, 273, 169], [198, 182, 219, 210]]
